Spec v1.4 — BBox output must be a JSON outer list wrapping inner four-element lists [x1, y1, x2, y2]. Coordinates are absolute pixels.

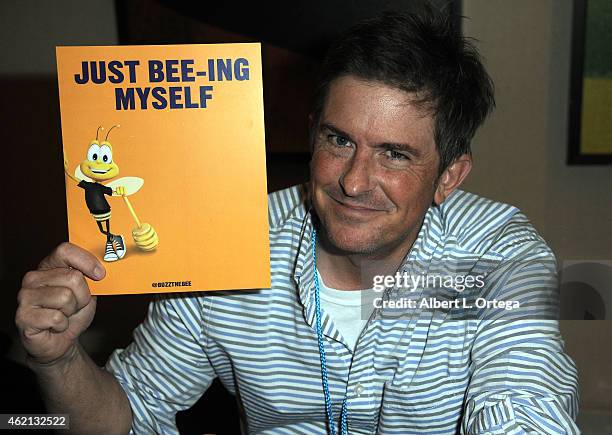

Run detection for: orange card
[[56, 44, 270, 295]]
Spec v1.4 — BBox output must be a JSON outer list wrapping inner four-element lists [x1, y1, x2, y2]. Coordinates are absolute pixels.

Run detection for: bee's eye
[[100, 145, 113, 164], [87, 144, 101, 162]]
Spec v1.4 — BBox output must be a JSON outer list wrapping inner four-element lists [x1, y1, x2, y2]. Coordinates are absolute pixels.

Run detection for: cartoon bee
[[64, 125, 146, 262]]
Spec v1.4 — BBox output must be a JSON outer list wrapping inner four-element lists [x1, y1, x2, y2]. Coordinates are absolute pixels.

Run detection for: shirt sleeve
[[105, 293, 216, 434], [461, 231, 579, 434]]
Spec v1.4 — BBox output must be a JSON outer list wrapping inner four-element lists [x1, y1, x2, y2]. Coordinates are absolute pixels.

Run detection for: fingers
[[21, 268, 92, 312], [38, 242, 105, 281], [16, 243, 102, 365], [19, 287, 81, 319], [18, 306, 69, 335]]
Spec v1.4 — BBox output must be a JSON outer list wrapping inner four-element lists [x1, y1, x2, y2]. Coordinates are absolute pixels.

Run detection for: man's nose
[[339, 151, 375, 197]]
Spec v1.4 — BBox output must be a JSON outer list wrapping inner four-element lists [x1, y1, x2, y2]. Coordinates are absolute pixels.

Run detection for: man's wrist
[[26, 344, 82, 378]]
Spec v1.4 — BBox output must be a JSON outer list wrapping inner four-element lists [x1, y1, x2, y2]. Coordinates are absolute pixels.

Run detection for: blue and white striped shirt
[[106, 185, 579, 434]]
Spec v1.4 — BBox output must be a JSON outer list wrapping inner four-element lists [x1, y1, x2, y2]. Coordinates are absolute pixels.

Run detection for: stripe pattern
[[92, 211, 111, 221], [106, 185, 579, 434]]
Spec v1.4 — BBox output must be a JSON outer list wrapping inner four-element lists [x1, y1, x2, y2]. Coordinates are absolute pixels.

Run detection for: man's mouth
[[328, 193, 386, 213]]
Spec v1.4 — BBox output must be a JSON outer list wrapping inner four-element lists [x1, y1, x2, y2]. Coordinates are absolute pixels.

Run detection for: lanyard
[[312, 229, 348, 435]]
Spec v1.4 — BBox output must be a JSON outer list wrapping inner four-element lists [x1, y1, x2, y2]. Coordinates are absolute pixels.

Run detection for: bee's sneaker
[[104, 241, 119, 262], [114, 235, 126, 259]]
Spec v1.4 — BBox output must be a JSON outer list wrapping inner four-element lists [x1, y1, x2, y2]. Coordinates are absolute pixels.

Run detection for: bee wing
[[75, 165, 92, 182], [107, 177, 144, 196]]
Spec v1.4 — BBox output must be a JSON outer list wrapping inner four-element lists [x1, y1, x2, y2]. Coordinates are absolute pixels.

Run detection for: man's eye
[[385, 150, 409, 161], [328, 135, 350, 147]]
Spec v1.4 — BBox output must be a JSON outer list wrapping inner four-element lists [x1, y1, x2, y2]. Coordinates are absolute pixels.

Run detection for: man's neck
[[315, 231, 418, 291]]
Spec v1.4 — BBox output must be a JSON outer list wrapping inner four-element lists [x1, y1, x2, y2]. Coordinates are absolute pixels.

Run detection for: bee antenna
[[105, 124, 120, 141], [96, 126, 104, 141]]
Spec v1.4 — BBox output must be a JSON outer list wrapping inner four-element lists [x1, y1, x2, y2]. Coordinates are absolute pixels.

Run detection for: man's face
[[310, 75, 441, 258]]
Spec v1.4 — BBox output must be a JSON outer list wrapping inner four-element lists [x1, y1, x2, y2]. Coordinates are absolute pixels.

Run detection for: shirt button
[[354, 383, 364, 397]]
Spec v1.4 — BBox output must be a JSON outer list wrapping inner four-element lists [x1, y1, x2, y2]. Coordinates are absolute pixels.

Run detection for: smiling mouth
[[329, 195, 384, 213], [91, 168, 110, 174]]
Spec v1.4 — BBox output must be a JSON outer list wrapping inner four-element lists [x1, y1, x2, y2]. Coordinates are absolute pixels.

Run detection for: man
[[16, 8, 579, 434]]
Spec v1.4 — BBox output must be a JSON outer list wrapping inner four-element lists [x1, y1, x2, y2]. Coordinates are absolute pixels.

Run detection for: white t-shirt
[[317, 269, 378, 351]]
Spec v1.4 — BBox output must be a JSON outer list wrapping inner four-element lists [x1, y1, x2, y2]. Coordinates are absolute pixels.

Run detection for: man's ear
[[433, 154, 472, 205]]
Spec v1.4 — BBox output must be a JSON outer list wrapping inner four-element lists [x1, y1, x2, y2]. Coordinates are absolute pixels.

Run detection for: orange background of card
[[56, 44, 270, 295]]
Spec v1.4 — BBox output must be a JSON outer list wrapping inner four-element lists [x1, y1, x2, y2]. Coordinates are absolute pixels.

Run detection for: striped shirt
[[106, 185, 579, 434]]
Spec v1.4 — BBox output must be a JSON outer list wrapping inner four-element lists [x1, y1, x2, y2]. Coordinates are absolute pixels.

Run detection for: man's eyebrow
[[320, 123, 355, 143], [320, 122, 423, 158], [376, 142, 422, 158]]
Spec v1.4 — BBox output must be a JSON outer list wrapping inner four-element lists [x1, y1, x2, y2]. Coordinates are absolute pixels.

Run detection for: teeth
[[91, 168, 109, 174]]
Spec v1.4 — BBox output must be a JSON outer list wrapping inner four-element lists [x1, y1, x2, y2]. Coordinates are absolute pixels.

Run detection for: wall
[[462, 0, 612, 262], [0, 0, 118, 75], [463, 0, 612, 412], [0, 0, 121, 337]]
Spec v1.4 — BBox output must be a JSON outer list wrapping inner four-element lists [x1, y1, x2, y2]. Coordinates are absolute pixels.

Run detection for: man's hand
[[15, 243, 105, 366], [15, 244, 133, 434]]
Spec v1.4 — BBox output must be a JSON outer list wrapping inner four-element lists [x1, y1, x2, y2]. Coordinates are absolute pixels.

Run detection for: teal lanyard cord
[[312, 229, 348, 435]]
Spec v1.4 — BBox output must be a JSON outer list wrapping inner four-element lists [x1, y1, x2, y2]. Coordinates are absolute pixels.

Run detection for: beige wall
[[463, 0, 612, 412], [462, 0, 612, 262]]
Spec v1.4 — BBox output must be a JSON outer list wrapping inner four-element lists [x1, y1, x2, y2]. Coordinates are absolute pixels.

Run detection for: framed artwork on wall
[[568, 0, 612, 164]]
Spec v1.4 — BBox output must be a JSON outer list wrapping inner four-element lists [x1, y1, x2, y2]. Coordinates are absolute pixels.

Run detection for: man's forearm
[[29, 344, 132, 435]]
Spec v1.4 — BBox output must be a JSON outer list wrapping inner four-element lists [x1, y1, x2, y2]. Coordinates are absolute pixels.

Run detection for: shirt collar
[[292, 210, 317, 326]]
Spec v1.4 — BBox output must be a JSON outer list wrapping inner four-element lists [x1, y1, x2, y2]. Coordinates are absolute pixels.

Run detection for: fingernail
[[93, 265, 104, 279]]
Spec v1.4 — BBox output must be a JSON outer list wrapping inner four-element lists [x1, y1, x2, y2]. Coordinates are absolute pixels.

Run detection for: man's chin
[[317, 225, 382, 255]]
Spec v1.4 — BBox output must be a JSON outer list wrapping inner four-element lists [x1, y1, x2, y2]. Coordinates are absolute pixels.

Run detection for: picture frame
[[568, 0, 612, 164]]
